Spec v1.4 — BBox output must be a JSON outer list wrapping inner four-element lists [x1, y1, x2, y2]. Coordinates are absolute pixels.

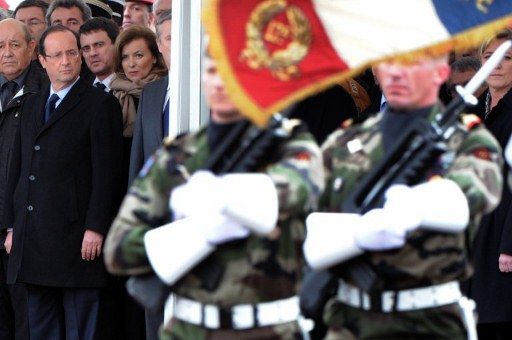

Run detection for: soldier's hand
[[81, 229, 104, 261], [498, 253, 512, 273], [4, 230, 12, 254]]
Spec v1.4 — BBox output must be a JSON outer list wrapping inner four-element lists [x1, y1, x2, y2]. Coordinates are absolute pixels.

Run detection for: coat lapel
[[34, 87, 49, 134], [37, 79, 83, 137]]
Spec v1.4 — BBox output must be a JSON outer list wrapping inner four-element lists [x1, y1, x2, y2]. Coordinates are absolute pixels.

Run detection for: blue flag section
[[433, 0, 512, 35]]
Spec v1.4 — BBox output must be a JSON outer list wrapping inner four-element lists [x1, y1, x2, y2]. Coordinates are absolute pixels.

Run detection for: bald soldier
[[304, 55, 503, 339]]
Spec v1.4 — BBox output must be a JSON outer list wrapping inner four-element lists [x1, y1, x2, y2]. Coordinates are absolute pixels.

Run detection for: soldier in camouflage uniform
[[103, 54, 324, 339], [304, 56, 503, 339]]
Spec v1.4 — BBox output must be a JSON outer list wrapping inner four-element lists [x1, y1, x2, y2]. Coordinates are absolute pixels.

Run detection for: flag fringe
[[204, 1, 512, 127]]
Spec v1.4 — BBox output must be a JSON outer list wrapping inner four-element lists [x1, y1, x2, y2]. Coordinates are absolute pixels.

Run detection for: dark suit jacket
[[0, 61, 48, 239], [4, 78, 123, 287], [128, 75, 168, 184]]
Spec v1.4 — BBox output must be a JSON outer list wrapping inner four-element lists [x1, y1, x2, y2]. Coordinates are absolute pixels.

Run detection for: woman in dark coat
[[468, 29, 512, 340]]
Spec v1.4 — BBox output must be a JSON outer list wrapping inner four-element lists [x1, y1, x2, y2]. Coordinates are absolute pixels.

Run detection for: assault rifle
[[300, 40, 512, 319], [127, 110, 300, 312]]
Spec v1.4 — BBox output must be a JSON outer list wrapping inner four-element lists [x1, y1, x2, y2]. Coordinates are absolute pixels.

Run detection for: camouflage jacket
[[104, 122, 324, 307], [321, 105, 503, 292]]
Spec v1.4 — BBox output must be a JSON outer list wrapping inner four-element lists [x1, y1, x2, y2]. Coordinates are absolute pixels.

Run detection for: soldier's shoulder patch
[[139, 155, 156, 178], [472, 147, 492, 161], [461, 114, 482, 130], [294, 151, 311, 161]]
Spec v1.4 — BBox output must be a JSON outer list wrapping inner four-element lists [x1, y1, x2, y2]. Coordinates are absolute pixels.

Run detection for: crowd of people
[[0, 0, 511, 339], [0, 0, 170, 339]]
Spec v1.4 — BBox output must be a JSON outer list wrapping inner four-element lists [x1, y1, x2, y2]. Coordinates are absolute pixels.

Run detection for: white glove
[[304, 213, 363, 270], [354, 208, 411, 250], [203, 213, 250, 245], [505, 134, 512, 168], [144, 212, 249, 285], [384, 179, 469, 233], [170, 171, 278, 235], [355, 179, 470, 251], [170, 171, 225, 219]]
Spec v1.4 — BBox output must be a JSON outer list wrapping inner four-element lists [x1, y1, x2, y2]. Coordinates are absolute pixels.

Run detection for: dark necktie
[[2, 81, 18, 110], [95, 82, 107, 91], [44, 93, 60, 123], [162, 99, 170, 137]]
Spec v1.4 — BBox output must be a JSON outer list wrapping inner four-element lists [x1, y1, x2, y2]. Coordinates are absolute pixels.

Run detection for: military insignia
[[347, 138, 363, 154], [294, 151, 311, 161], [240, 0, 312, 81], [139, 155, 155, 178], [472, 147, 492, 161]]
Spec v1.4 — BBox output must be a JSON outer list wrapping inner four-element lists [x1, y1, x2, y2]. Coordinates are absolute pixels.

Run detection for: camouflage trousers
[[323, 300, 467, 340], [159, 319, 302, 340]]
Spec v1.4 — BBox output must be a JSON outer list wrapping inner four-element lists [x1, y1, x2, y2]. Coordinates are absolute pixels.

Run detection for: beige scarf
[[111, 72, 161, 137]]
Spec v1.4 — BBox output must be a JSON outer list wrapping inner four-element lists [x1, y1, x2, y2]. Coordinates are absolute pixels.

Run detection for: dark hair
[[114, 25, 167, 77], [155, 9, 171, 39], [38, 25, 80, 56], [450, 56, 481, 73], [46, 0, 92, 25], [79, 17, 119, 43], [127, 0, 153, 13], [13, 0, 49, 18]]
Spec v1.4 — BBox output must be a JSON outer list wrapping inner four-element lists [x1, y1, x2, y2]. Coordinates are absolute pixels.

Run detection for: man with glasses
[[3, 25, 123, 340], [13, 0, 48, 61]]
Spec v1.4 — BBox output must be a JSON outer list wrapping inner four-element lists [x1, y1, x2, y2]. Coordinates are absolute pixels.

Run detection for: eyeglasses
[[26, 19, 45, 27], [44, 50, 80, 61]]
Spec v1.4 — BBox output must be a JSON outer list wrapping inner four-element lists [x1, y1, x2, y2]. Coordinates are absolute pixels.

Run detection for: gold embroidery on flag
[[476, 0, 494, 13], [240, 0, 311, 81]]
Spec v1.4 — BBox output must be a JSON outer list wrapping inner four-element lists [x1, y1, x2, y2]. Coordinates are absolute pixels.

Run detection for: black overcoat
[[3, 78, 123, 288], [468, 89, 512, 323]]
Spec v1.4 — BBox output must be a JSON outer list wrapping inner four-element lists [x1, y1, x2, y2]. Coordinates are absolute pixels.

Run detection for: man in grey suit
[[128, 10, 171, 184]]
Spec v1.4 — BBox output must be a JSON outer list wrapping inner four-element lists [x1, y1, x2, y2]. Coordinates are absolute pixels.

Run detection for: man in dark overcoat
[[3, 25, 123, 340], [0, 19, 48, 340]]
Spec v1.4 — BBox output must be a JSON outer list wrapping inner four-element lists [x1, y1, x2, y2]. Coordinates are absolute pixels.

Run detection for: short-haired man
[[448, 56, 487, 117], [13, 0, 49, 45], [46, 0, 92, 33], [122, 0, 153, 30], [304, 55, 503, 339], [3, 25, 123, 339], [0, 19, 48, 340], [47, 0, 96, 83], [153, 0, 170, 20], [79, 17, 119, 91]]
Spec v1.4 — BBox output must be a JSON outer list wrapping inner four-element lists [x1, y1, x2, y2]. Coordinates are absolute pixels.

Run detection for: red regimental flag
[[207, 0, 348, 126]]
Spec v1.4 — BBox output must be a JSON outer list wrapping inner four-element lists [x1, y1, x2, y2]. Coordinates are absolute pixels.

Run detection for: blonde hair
[[479, 29, 512, 57]]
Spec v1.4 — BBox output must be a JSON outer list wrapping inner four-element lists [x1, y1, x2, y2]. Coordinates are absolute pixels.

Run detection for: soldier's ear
[[435, 63, 451, 85]]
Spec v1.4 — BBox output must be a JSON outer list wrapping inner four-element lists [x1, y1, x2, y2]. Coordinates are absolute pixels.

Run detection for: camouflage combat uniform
[[320, 105, 503, 339], [104, 121, 324, 339]]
